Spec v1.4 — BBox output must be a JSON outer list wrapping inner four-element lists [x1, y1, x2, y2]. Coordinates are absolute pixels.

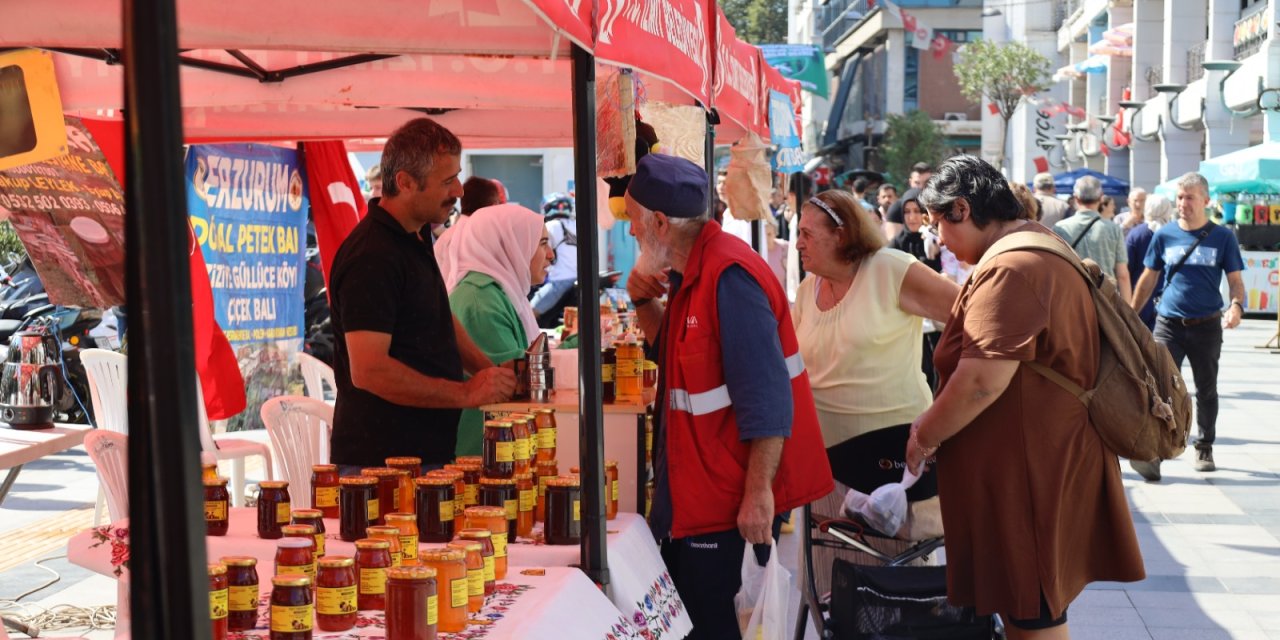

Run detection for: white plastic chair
[[84, 430, 128, 523], [197, 379, 274, 507], [260, 395, 334, 508], [81, 349, 129, 525], [297, 352, 337, 405]]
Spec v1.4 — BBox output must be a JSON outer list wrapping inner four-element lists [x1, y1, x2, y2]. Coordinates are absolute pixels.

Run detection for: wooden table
[[0, 422, 92, 505]]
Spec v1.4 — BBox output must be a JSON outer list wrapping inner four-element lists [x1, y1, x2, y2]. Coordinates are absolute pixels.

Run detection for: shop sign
[[1233, 10, 1271, 56]]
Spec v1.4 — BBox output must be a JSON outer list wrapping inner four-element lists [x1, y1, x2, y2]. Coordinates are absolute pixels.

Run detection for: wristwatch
[[1230, 300, 1244, 311]]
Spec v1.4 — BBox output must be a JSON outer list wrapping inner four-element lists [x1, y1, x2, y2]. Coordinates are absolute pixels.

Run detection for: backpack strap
[[1070, 216, 1102, 249]]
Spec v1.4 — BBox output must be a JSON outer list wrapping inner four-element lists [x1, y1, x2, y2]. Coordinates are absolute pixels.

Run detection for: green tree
[[953, 39, 1051, 171], [719, 0, 788, 45], [879, 111, 948, 189]]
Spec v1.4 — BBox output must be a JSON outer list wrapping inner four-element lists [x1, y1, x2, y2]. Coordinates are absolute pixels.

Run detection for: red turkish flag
[[302, 141, 367, 287], [1033, 156, 1050, 173], [901, 11, 917, 33], [1100, 144, 1111, 157], [931, 34, 952, 60], [987, 102, 1001, 115], [189, 223, 247, 420]]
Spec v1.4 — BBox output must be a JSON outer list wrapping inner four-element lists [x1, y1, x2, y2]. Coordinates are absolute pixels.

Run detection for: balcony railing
[[1187, 41, 1206, 83], [817, 0, 873, 52]]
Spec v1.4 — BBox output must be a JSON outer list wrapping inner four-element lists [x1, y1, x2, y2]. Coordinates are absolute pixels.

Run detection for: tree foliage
[[719, 0, 788, 45], [952, 39, 1051, 169], [879, 111, 948, 189]]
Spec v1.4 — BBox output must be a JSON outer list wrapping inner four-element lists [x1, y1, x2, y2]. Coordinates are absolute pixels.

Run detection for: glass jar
[[427, 469, 466, 530], [361, 467, 403, 524], [208, 563, 228, 640], [643, 359, 659, 390], [202, 457, 219, 484], [290, 509, 327, 558], [455, 455, 482, 467], [281, 524, 318, 584], [366, 525, 405, 567], [478, 477, 517, 540], [534, 459, 558, 524], [544, 476, 582, 545], [385, 456, 422, 480], [418, 549, 468, 633], [509, 415, 533, 476], [315, 556, 357, 632], [456, 463, 482, 507], [481, 421, 515, 479], [605, 460, 620, 521], [534, 408, 557, 462], [463, 506, 508, 580], [338, 476, 378, 542], [269, 574, 312, 640], [221, 556, 259, 632], [515, 471, 535, 538], [601, 347, 616, 403], [454, 528, 496, 596], [446, 541, 485, 613], [384, 513, 420, 565], [204, 476, 230, 537], [311, 464, 340, 519], [274, 537, 315, 587], [354, 538, 392, 611], [615, 341, 644, 400], [385, 566, 438, 640], [257, 480, 291, 539], [414, 476, 455, 543]]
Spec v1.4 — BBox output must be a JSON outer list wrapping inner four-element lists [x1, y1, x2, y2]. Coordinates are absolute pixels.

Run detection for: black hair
[[460, 177, 501, 215], [852, 177, 870, 193], [911, 162, 933, 175], [917, 155, 1023, 229]]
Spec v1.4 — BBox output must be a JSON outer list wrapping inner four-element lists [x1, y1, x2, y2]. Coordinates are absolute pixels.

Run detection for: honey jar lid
[[386, 566, 436, 582], [291, 509, 323, 519], [458, 463, 483, 473], [208, 563, 227, 576], [455, 456, 482, 466], [643, 360, 659, 370], [535, 460, 559, 469], [338, 476, 378, 486], [220, 556, 257, 567], [259, 480, 289, 490], [464, 506, 506, 518], [456, 528, 492, 540], [605, 460, 619, 469], [317, 556, 355, 568], [385, 456, 422, 466], [515, 471, 534, 481], [277, 538, 313, 549], [447, 540, 482, 552], [384, 513, 416, 523], [272, 574, 311, 587], [281, 524, 316, 536], [361, 467, 400, 477], [479, 477, 516, 486], [312, 463, 337, 472], [545, 475, 581, 488], [418, 549, 465, 563], [482, 421, 513, 429], [415, 475, 454, 486], [535, 408, 555, 415], [354, 538, 391, 550], [366, 525, 400, 536], [203, 476, 229, 487]]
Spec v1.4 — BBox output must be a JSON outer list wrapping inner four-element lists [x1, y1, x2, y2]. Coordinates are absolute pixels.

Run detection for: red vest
[[661, 221, 834, 538]]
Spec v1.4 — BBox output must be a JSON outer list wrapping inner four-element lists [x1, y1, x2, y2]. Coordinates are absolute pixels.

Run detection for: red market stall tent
[[3, 1, 803, 636]]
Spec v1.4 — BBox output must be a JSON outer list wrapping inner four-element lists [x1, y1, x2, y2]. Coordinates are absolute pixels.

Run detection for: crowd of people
[[326, 116, 1248, 640]]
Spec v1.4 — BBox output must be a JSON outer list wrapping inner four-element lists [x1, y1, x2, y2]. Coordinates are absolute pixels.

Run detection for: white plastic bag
[[733, 542, 791, 640], [842, 467, 921, 537]]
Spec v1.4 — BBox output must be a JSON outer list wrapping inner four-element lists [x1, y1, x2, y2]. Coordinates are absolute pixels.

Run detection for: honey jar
[[534, 459, 558, 523], [534, 408, 557, 462], [361, 467, 404, 523], [354, 538, 392, 611], [481, 421, 515, 479], [463, 506, 508, 580], [220, 556, 258, 632], [515, 471, 535, 538], [203, 476, 230, 537], [426, 468, 466, 530], [290, 509, 327, 557], [614, 341, 644, 400], [455, 528, 496, 596], [414, 476, 455, 543], [257, 480, 291, 540], [446, 540, 485, 613], [418, 549, 468, 632], [269, 574, 312, 640], [601, 346, 617, 403], [384, 513, 420, 565], [385, 566, 438, 640], [509, 415, 533, 475], [605, 460, 620, 521], [208, 563, 228, 640], [274, 537, 315, 587], [366, 525, 405, 567], [385, 456, 422, 480], [316, 556, 357, 632], [338, 476, 378, 542], [478, 476, 518, 540], [311, 464, 340, 519], [544, 475, 582, 545]]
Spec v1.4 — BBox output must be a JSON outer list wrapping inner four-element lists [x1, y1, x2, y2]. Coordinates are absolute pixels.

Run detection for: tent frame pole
[[572, 44, 609, 587], [123, 0, 211, 637]]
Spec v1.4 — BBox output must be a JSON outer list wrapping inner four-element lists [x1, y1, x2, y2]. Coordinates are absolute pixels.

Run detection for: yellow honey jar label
[[519, 489, 535, 512], [492, 531, 508, 558], [467, 568, 483, 596], [503, 499, 517, 521], [573, 499, 581, 522], [515, 437, 530, 461], [399, 535, 418, 561], [450, 577, 468, 609], [316, 585, 357, 615], [602, 363, 615, 382], [538, 428, 556, 450], [617, 360, 641, 377], [427, 593, 439, 626], [277, 564, 310, 582], [204, 500, 227, 521], [228, 585, 258, 612], [439, 500, 455, 522], [453, 494, 465, 514], [314, 534, 326, 557], [359, 567, 387, 595], [209, 587, 228, 620], [612, 480, 619, 502], [276, 502, 291, 524], [483, 555, 495, 583], [270, 604, 313, 632], [464, 485, 478, 506], [314, 486, 339, 507], [367, 498, 379, 522], [495, 441, 514, 463], [390, 550, 403, 567]]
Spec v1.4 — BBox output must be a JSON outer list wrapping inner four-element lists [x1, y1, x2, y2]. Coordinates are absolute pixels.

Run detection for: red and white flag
[[302, 141, 367, 287]]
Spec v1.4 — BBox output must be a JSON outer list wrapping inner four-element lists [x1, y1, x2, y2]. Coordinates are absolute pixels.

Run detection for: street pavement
[[1, 319, 1278, 639]]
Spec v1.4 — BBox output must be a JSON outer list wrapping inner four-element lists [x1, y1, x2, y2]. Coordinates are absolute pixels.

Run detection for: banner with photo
[[0, 116, 125, 308], [769, 90, 805, 174], [759, 44, 829, 98], [186, 143, 308, 431]]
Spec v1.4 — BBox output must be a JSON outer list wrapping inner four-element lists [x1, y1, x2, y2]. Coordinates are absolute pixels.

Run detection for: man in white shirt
[[530, 194, 578, 325], [1033, 172, 1071, 227]]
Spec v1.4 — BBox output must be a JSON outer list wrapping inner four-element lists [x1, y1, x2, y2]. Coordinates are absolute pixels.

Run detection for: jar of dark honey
[[384, 566, 438, 640], [446, 540, 485, 613], [534, 408, 557, 462], [428, 468, 466, 529], [220, 556, 259, 632], [269, 574, 312, 640], [311, 464, 340, 519], [601, 346, 617, 403], [534, 459, 558, 524], [257, 480, 291, 540], [384, 513, 420, 565], [481, 421, 515, 479], [315, 556, 357, 632], [605, 460, 620, 521], [366, 525, 404, 568], [208, 563, 228, 640], [514, 471, 535, 538], [354, 538, 392, 611], [274, 537, 315, 588], [204, 476, 230, 537], [544, 476, 582, 545], [338, 476, 378, 542], [385, 456, 422, 480], [361, 467, 403, 524], [478, 477, 517, 540], [281, 524, 318, 584], [290, 509, 327, 558], [414, 476, 455, 543], [454, 529, 496, 596]]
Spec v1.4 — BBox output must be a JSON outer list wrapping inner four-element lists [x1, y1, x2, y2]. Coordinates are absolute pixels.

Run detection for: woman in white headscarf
[[449, 204, 554, 455]]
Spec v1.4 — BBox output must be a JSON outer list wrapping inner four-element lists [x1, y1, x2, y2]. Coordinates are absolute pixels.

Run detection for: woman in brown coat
[[905, 156, 1144, 639]]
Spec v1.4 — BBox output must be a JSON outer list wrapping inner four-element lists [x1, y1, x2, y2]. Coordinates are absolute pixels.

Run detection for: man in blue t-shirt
[[1130, 172, 1245, 479]]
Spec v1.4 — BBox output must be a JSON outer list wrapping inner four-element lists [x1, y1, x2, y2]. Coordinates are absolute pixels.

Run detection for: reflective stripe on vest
[[669, 352, 805, 416]]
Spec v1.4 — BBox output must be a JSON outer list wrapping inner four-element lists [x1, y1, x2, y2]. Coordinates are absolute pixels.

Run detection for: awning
[[1031, 168, 1130, 197], [1199, 142, 1280, 194]]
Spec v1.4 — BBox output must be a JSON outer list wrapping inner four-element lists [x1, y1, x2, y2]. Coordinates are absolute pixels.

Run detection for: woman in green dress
[[449, 203, 554, 456]]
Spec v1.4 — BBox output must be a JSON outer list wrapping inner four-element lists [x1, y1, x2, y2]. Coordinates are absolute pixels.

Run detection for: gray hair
[[632, 197, 709, 238], [380, 118, 462, 198], [1033, 172, 1055, 190], [1128, 187, 1147, 203], [1144, 195, 1174, 231], [1175, 172, 1210, 198], [1073, 175, 1103, 204]]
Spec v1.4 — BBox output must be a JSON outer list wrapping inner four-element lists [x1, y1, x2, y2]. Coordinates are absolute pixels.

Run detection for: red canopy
[[713, 9, 768, 142], [594, 0, 713, 108]]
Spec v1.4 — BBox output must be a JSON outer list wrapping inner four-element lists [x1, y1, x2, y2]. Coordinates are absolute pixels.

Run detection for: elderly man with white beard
[[623, 153, 833, 640]]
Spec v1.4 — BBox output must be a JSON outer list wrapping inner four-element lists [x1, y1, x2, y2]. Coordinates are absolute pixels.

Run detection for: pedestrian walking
[[1125, 195, 1174, 330], [1033, 172, 1071, 227], [1052, 175, 1132, 302]]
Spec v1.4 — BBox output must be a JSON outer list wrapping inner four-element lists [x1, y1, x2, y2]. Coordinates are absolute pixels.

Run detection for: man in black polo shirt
[[328, 118, 516, 470]]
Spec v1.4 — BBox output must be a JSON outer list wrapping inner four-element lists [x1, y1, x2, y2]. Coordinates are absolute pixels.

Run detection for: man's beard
[[634, 226, 671, 275]]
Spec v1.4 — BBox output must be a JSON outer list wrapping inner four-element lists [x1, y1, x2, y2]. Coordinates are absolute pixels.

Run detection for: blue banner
[[769, 90, 806, 174], [185, 144, 307, 346]]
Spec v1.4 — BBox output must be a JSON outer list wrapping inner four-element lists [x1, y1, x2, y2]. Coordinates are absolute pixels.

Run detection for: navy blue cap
[[627, 153, 708, 218]]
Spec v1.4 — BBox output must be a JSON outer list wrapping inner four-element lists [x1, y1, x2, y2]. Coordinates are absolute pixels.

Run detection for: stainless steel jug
[[0, 329, 64, 429]]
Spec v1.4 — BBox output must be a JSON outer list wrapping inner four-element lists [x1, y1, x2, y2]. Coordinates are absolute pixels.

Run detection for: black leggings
[[1006, 592, 1068, 630]]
